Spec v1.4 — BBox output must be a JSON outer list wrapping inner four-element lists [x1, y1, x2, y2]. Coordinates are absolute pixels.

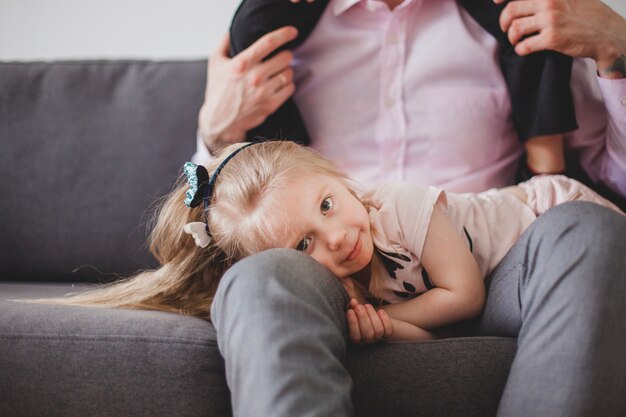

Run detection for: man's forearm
[[198, 103, 247, 154]]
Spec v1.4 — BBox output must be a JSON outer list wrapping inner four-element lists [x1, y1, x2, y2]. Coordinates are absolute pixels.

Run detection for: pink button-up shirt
[[293, 0, 626, 194], [196, 0, 626, 195]]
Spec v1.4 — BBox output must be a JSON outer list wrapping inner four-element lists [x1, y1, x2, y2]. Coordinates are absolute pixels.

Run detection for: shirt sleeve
[[191, 130, 213, 165], [596, 75, 626, 195], [567, 58, 626, 196], [372, 182, 443, 261], [402, 185, 446, 261]]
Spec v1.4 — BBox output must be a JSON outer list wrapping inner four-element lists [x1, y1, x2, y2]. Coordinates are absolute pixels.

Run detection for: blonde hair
[[33, 141, 356, 321]]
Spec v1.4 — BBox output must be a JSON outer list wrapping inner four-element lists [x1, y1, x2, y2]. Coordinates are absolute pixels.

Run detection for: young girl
[[39, 141, 623, 344]]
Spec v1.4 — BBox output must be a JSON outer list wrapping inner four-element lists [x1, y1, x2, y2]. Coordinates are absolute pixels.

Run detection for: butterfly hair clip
[[183, 222, 211, 248], [182, 162, 212, 248], [181, 143, 258, 248], [183, 162, 210, 208]]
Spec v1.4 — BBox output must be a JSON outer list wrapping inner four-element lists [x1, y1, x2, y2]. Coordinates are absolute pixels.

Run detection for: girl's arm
[[386, 317, 437, 341], [381, 204, 486, 330]]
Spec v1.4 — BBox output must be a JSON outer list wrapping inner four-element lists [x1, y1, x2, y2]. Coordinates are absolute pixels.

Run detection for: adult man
[[200, 0, 626, 415]]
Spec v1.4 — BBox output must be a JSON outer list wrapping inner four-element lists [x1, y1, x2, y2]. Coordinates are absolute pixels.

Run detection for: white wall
[[610, 0, 626, 16], [0, 0, 241, 60], [0, 0, 624, 61]]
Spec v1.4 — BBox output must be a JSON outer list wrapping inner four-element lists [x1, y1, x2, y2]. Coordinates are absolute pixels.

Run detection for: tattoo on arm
[[600, 54, 626, 77]]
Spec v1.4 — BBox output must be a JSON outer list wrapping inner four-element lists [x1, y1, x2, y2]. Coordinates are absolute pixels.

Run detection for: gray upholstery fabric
[[0, 61, 517, 417], [0, 288, 230, 417], [1, 283, 516, 417], [348, 338, 516, 417], [0, 61, 204, 282]]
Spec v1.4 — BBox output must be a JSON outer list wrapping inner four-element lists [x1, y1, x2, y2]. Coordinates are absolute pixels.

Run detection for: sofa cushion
[[1, 282, 516, 417], [0, 61, 205, 282], [0, 59, 518, 416], [0, 283, 231, 417], [348, 337, 517, 417]]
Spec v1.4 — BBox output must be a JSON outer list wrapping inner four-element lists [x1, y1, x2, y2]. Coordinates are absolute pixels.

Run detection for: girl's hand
[[496, 0, 626, 78], [346, 299, 394, 345]]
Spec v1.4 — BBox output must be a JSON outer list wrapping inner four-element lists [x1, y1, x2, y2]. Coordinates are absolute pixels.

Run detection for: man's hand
[[496, 0, 626, 78], [198, 26, 298, 153], [346, 299, 394, 345]]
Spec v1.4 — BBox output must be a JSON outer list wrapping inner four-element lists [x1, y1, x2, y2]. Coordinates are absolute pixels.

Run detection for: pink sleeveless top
[[364, 182, 536, 303]]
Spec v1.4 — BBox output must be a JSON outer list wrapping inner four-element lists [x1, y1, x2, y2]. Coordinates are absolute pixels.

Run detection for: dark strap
[[458, 0, 577, 141], [229, 0, 330, 145]]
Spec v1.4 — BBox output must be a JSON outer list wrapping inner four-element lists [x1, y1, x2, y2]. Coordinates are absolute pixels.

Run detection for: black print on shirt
[[377, 249, 422, 299], [393, 290, 411, 299], [463, 226, 474, 253], [384, 228, 474, 300], [422, 268, 434, 290], [376, 248, 411, 279], [394, 280, 420, 299]]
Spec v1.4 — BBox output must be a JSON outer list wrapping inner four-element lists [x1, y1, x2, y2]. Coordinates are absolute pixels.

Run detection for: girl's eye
[[296, 237, 311, 252], [321, 197, 333, 214]]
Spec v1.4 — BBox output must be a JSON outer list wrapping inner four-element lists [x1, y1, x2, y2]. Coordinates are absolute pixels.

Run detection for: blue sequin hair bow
[[183, 162, 210, 208], [182, 143, 257, 247], [183, 142, 257, 209]]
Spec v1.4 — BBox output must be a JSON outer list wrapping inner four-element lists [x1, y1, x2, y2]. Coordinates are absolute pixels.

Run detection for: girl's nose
[[326, 227, 347, 251]]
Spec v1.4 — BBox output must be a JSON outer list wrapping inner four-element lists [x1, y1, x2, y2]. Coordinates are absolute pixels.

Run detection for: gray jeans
[[211, 202, 626, 417]]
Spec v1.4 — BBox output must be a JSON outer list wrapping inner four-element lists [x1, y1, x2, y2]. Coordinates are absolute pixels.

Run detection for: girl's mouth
[[346, 235, 362, 262]]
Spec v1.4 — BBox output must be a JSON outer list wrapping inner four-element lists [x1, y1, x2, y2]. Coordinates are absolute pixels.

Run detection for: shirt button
[[621, 97, 626, 106], [388, 33, 397, 43], [385, 97, 395, 108], [383, 160, 395, 170]]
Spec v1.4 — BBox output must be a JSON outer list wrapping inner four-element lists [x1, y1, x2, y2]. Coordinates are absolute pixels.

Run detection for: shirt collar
[[332, 0, 362, 16], [332, 0, 416, 16]]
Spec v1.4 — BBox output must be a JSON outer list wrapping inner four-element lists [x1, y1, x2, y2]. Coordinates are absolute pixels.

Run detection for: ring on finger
[[277, 72, 288, 88]]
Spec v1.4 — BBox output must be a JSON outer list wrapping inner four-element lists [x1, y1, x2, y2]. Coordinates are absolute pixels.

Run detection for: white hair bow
[[183, 222, 211, 248]]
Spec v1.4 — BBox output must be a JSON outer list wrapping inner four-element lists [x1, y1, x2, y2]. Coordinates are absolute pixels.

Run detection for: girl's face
[[273, 173, 374, 279]]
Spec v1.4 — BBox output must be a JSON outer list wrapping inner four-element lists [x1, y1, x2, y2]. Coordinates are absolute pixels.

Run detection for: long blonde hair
[[33, 141, 355, 321]]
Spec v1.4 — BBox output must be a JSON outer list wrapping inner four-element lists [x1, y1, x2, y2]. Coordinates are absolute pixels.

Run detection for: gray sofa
[[0, 61, 516, 417]]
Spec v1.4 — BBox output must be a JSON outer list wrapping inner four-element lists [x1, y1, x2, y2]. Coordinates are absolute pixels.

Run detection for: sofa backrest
[[0, 61, 205, 282]]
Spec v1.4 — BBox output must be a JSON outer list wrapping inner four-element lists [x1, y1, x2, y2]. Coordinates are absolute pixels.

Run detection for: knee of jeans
[[536, 201, 625, 241], [211, 248, 349, 319], [530, 201, 626, 288]]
